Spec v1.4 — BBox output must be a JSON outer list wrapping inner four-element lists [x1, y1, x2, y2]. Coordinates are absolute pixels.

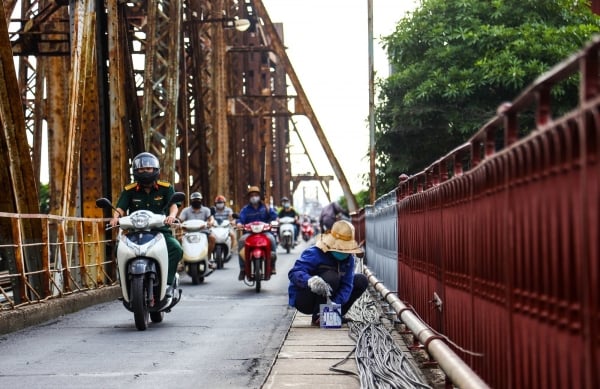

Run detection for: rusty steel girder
[[1, 0, 357, 225]]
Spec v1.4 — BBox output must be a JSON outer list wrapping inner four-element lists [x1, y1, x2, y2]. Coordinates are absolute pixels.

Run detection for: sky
[[261, 0, 418, 208]]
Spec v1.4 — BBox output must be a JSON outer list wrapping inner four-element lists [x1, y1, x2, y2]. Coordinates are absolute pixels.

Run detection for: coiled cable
[[334, 290, 432, 389]]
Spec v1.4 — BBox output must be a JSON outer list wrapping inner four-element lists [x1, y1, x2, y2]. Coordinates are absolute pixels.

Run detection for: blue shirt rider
[[236, 186, 278, 280]]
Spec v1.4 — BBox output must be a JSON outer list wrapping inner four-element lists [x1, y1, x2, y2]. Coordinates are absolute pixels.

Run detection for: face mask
[[249, 196, 260, 205], [215, 202, 225, 210], [191, 201, 202, 209], [331, 251, 349, 261], [282, 202, 290, 208]]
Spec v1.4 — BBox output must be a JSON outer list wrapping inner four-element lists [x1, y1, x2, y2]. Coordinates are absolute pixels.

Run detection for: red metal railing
[[354, 36, 600, 388]]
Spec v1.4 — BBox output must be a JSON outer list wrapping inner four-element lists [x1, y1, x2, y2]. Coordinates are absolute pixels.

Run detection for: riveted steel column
[[141, 0, 182, 183], [0, 3, 44, 299]]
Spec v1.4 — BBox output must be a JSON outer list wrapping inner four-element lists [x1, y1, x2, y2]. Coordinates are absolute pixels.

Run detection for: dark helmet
[[190, 192, 203, 201], [132, 152, 160, 185]]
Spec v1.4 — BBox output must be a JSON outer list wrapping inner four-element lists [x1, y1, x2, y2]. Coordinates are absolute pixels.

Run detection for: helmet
[[247, 186, 261, 196], [190, 192, 203, 200], [132, 152, 160, 185], [215, 195, 226, 203], [281, 196, 289, 202]]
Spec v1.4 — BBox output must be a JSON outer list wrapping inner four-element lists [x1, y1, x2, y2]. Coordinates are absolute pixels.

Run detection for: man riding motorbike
[[212, 194, 237, 248], [278, 196, 300, 245], [179, 191, 216, 267], [109, 152, 183, 297], [236, 186, 278, 280]]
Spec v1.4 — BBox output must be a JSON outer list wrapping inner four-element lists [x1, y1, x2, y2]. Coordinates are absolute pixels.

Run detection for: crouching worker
[[287, 220, 368, 326]]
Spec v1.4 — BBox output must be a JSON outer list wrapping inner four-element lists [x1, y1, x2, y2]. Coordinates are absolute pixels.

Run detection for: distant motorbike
[[96, 192, 185, 331], [212, 217, 233, 269], [240, 221, 274, 293], [301, 220, 314, 242], [181, 219, 214, 284], [278, 216, 296, 253]]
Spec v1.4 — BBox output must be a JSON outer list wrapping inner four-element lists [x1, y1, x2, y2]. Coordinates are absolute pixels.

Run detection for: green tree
[[375, 0, 600, 195], [338, 189, 370, 211], [39, 183, 50, 214]]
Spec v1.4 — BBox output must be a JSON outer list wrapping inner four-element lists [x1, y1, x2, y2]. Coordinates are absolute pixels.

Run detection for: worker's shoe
[[238, 270, 245, 281]]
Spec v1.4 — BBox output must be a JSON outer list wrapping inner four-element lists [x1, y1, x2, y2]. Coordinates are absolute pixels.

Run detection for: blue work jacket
[[288, 246, 355, 306]]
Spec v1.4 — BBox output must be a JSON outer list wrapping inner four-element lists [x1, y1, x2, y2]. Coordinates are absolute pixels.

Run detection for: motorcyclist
[[212, 195, 237, 248], [109, 152, 183, 295], [277, 196, 300, 245], [236, 186, 278, 280], [179, 192, 216, 267]]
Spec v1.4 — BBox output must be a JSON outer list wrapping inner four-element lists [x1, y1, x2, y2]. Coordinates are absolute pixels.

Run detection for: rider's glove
[[307, 276, 332, 297]]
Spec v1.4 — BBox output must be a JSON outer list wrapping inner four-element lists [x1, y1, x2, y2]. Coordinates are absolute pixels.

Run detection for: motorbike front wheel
[[215, 246, 224, 269], [189, 263, 204, 284], [131, 276, 150, 331], [253, 258, 262, 293]]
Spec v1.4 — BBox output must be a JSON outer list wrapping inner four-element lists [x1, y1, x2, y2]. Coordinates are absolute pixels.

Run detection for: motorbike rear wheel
[[253, 258, 262, 293], [131, 276, 150, 331], [215, 246, 224, 269]]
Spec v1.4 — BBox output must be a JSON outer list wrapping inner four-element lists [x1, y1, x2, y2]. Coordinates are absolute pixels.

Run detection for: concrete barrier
[[0, 286, 121, 335]]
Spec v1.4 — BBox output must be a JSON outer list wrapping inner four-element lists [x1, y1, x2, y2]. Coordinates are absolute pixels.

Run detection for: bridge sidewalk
[[262, 311, 360, 389]]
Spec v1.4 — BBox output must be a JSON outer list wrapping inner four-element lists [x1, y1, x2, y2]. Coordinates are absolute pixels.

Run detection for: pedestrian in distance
[[109, 152, 183, 296], [319, 201, 349, 233], [288, 220, 368, 326]]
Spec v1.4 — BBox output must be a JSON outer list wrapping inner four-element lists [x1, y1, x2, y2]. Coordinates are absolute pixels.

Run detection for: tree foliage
[[338, 189, 370, 212], [375, 0, 600, 195]]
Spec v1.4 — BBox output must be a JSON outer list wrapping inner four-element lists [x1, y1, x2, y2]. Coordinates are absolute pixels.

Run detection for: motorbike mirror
[[96, 198, 113, 209]]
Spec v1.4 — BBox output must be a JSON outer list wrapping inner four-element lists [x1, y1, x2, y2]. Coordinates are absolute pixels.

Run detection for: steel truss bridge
[[0, 0, 358, 226]]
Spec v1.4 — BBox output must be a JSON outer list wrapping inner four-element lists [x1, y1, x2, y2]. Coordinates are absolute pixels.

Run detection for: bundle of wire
[[337, 291, 432, 389]]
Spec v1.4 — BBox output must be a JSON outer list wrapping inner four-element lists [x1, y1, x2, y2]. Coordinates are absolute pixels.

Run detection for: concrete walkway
[[262, 311, 360, 389]]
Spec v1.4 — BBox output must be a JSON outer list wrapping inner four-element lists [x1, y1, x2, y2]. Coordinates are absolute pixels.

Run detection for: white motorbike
[[181, 219, 213, 284], [211, 217, 232, 269], [278, 216, 296, 254], [96, 193, 185, 331]]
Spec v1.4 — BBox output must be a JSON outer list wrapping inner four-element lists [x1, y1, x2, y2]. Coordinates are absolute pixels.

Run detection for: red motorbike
[[241, 221, 274, 293], [301, 220, 314, 242]]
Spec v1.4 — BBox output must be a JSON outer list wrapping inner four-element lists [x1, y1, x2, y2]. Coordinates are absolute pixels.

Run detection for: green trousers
[[164, 233, 183, 284]]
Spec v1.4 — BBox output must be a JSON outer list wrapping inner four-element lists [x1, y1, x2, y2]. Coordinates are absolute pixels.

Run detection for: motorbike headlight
[[131, 212, 151, 229], [250, 223, 264, 233], [186, 234, 201, 243]]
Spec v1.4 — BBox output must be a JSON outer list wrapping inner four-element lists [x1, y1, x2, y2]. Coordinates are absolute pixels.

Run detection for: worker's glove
[[307, 276, 332, 297]]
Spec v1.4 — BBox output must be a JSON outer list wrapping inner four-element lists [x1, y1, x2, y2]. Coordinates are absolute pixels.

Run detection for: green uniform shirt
[[116, 181, 177, 232]]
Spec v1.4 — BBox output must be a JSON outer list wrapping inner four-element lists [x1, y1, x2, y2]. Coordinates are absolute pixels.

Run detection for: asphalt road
[[0, 241, 309, 389]]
